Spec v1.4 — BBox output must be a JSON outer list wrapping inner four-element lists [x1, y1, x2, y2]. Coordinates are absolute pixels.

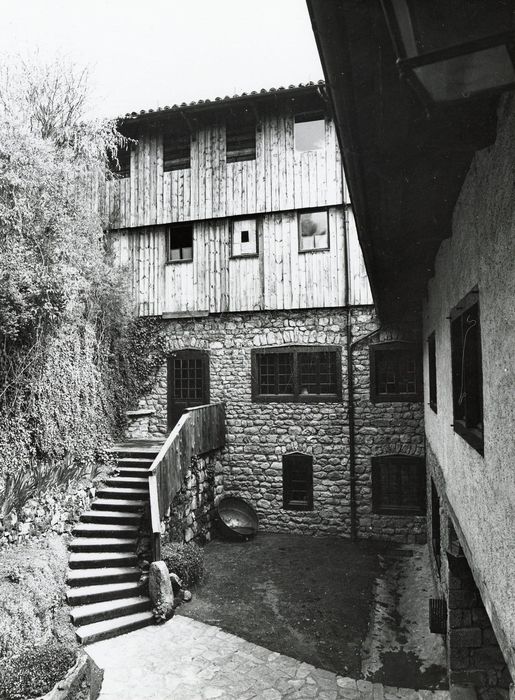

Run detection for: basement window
[[252, 346, 341, 402], [298, 209, 329, 252], [294, 114, 325, 152], [428, 332, 437, 413], [110, 146, 130, 178], [226, 115, 256, 163], [451, 289, 483, 454], [231, 217, 258, 257], [370, 341, 422, 403], [167, 224, 193, 262], [372, 455, 426, 516], [164, 131, 191, 171], [283, 453, 313, 511]]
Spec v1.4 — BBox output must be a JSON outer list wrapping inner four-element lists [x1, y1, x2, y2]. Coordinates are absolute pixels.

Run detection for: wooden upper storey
[[107, 83, 348, 229]]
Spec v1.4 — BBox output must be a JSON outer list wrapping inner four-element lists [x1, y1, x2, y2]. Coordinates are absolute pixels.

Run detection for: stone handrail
[[148, 402, 226, 561]]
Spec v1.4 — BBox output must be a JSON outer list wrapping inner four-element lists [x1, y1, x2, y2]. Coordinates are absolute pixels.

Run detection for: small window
[[167, 224, 193, 263], [164, 131, 190, 171], [283, 453, 313, 511], [298, 209, 329, 252], [252, 346, 341, 402], [110, 146, 130, 178], [231, 218, 258, 257], [450, 289, 483, 454], [370, 341, 422, 403], [294, 114, 325, 152], [226, 115, 256, 163], [372, 455, 426, 516], [431, 480, 441, 572], [428, 332, 437, 413]]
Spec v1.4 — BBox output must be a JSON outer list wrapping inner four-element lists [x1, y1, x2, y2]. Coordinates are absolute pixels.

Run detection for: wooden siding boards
[[106, 108, 347, 228], [115, 206, 371, 316]]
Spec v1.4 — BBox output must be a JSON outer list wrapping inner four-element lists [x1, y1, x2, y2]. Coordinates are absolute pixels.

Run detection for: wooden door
[[167, 350, 210, 429]]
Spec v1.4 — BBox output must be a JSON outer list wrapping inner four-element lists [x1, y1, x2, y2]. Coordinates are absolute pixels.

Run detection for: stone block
[[148, 561, 174, 621], [450, 628, 483, 649]]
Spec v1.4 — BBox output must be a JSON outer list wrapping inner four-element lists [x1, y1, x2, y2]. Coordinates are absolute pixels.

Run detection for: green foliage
[[0, 640, 76, 699], [0, 57, 135, 516], [161, 541, 205, 588], [0, 535, 75, 660]]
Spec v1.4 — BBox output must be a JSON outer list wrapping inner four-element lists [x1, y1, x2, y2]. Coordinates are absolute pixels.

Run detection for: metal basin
[[216, 496, 258, 540]]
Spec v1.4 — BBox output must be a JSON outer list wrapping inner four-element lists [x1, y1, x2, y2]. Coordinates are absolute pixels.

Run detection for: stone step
[[66, 581, 147, 606], [69, 537, 137, 552], [96, 486, 149, 500], [69, 551, 138, 570], [104, 476, 149, 489], [73, 522, 139, 539], [81, 510, 141, 525], [116, 457, 155, 467], [91, 498, 147, 512], [76, 610, 154, 645], [67, 566, 141, 587], [116, 467, 151, 478], [70, 596, 152, 626]]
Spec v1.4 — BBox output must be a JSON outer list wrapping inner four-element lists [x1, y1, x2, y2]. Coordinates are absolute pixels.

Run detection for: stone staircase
[[66, 446, 160, 644]]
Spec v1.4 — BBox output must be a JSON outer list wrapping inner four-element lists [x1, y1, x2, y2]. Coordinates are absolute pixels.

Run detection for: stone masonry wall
[[140, 307, 425, 541]]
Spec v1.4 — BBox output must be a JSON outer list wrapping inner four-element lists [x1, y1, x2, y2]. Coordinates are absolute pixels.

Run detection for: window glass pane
[[299, 211, 328, 252], [168, 226, 193, 262], [294, 118, 325, 152], [232, 218, 257, 256], [257, 353, 294, 395]]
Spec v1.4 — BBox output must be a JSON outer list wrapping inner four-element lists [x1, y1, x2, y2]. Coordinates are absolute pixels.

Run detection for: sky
[[1, 0, 323, 120]]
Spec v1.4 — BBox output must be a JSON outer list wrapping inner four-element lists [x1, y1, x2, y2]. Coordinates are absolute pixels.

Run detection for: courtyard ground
[[180, 533, 447, 689]]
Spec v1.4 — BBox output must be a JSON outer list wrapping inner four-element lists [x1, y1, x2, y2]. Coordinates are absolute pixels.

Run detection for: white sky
[[1, 0, 323, 120]]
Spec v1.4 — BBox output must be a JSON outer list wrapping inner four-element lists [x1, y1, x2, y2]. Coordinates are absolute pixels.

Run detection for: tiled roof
[[121, 80, 326, 121]]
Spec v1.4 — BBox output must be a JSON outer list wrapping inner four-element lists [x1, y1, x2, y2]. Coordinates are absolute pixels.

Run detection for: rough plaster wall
[[423, 93, 515, 673], [141, 308, 425, 541]]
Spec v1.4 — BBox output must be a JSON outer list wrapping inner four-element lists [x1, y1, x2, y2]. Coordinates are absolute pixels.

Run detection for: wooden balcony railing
[[148, 402, 226, 561]]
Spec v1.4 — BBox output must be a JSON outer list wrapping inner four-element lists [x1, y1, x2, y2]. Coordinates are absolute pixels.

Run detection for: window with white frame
[[298, 209, 329, 252], [231, 218, 258, 257]]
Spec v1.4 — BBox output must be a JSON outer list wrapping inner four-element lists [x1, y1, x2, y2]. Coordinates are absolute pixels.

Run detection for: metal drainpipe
[[343, 204, 382, 541]]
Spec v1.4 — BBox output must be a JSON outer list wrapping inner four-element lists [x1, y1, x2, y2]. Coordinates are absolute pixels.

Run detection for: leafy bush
[[162, 542, 205, 588], [0, 640, 76, 699]]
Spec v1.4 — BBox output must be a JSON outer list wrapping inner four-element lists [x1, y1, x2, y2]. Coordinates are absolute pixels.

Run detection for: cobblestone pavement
[[87, 615, 450, 700]]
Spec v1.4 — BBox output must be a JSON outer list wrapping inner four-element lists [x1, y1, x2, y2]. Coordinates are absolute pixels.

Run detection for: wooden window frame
[[428, 332, 437, 413], [166, 224, 193, 264], [298, 208, 330, 254], [369, 341, 423, 403], [230, 216, 259, 258], [251, 346, 342, 403], [163, 131, 191, 172], [283, 453, 314, 511], [450, 289, 483, 454], [226, 116, 256, 163], [371, 455, 426, 516]]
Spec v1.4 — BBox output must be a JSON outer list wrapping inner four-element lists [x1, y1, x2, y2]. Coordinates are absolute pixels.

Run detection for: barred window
[[370, 342, 422, 402], [372, 456, 426, 516], [283, 453, 313, 511], [252, 347, 341, 402]]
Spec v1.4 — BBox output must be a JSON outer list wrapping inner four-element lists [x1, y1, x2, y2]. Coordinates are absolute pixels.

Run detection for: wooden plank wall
[[106, 104, 348, 229], [114, 206, 372, 316]]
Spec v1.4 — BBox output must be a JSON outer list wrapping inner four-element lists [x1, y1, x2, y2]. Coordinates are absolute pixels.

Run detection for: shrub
[[0, 640, 76, 699], [161, 541, 205, 588]]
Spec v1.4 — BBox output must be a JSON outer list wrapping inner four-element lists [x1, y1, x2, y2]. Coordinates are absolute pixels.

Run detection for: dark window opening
[[372, 455, 426, 516], [241, 230, 249, 243], [431, 480, 441, 572], [226, 115, 256, 163], [298, 209, 329, 252], [167, 350, 209, 429], [252, 347, 341, 402], [294, 113, 325, 152], [370, 342, 422, 403], [451, 290, 483, 454], [428, 332, 437, 413], [167, 224, 193, 262], [110, 146, 130, 178], [283, 453, 313, 510], [164, 131, 191, 171]]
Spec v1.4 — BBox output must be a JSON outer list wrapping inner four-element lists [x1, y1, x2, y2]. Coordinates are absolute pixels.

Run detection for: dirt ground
[[179, 533, 447, 688]]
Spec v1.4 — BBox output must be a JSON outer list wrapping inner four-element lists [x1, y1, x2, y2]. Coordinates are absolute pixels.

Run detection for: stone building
[[108, 82, 426, 543], [307, 0, 515, 696]]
